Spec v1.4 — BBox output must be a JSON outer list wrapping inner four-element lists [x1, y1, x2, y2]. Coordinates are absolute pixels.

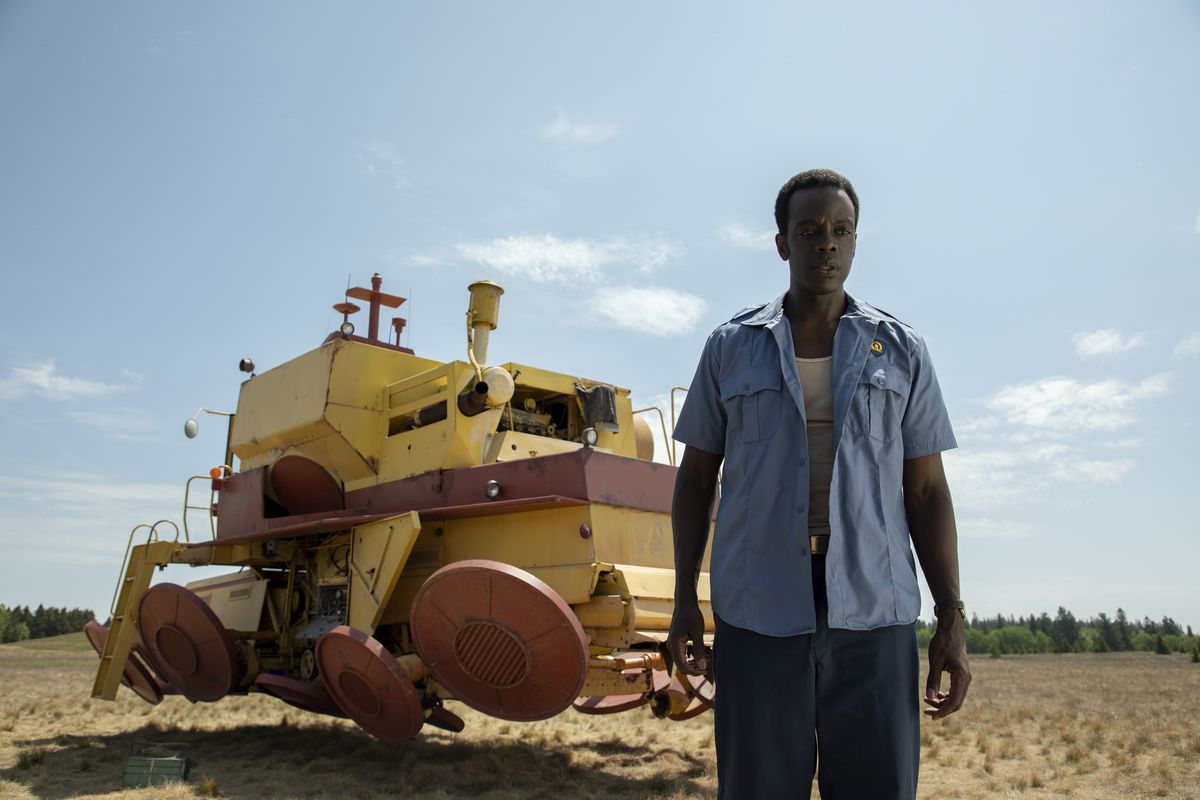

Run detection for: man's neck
[[783, 287, 846, 329]]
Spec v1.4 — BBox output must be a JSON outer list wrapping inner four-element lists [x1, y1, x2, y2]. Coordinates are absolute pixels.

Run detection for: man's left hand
[[924, 615, 971, 719]]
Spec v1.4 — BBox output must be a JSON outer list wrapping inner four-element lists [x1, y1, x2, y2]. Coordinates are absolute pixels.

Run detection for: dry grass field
[[1, 636, 1198, 800]]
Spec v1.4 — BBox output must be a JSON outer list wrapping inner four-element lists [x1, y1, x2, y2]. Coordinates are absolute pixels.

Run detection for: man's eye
[[836, 227, 853, 236], [797, 228, 815, 237]]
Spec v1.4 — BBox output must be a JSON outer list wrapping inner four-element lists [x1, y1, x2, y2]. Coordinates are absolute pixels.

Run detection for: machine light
[[340, 321, 355, 337], [582, 427, 599, 447], [484, 480, 502, 500]]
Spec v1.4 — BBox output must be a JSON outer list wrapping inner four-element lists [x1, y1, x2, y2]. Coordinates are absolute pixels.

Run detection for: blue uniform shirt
[[673, 292, 957, 636]]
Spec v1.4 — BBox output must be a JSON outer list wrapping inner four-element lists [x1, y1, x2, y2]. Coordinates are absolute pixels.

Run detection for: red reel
[[84, 621, 167, 705], [254, 673, 346, 718], [137, 583, 237, 702], [410, 560, 589, 722], [315, 626, 424, 744]]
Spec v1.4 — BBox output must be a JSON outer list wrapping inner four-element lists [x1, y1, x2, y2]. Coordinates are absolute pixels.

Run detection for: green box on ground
[[122, 755, 189, 788]]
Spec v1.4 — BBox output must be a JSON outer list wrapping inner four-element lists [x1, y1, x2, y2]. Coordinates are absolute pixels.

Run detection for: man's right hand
[[667, 597, 709, 677]]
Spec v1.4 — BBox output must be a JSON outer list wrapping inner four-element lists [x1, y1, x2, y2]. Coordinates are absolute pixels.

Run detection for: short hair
[[774, 169, 860, 236]]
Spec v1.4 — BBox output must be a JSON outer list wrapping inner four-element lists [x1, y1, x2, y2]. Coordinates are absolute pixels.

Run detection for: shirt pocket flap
[[862, 366, 911, 396], [720, 368, 781, 400]]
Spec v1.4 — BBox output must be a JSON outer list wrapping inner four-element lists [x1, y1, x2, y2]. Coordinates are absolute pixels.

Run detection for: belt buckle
[[809, 533, 830, 555]]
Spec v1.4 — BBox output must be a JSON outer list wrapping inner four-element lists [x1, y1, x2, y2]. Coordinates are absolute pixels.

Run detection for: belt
[[809, 528, 830, 555]]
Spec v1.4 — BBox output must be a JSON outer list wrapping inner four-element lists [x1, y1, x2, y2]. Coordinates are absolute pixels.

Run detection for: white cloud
[[1072, 329, 1149, 359], [442, 233, 681, 283], [67, 408, 162, 442], [0, 472, 182, 565], [0, 361, 124, 401], [985, 373, 1171, 432], [1173, 333, 1200, 357], [593, 286, 707, 336], [1049, 458, 1136, 484], [540, 110, 620, 145], [717, 221, 776, 250]]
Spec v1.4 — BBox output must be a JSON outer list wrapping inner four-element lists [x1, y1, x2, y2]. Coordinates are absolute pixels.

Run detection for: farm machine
[[87, 275, 715, 743]]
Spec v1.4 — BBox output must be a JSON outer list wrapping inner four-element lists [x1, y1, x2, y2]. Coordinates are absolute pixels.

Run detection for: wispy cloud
[[593, 286, 707, 337], [1173, 333, 1200, 357], [0, 361, 125, 401], [357, 140, 409, 191], [417, 233, 682, 283], [0, 471, 181, 564], [540, 110, 620, 146], [985, 373, 1170, 432], [67, 408, 162, 442], [1072, 328, 1149, 359], [947, 365, 1170, 519], [717, 221, 775, 250]]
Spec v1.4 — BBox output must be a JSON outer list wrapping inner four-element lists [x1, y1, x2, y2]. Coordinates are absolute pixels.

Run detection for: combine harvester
[[88, 275, 715, 743]]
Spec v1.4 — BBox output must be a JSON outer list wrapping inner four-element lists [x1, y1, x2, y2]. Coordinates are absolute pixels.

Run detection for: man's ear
[[775, 232, 789, 261]]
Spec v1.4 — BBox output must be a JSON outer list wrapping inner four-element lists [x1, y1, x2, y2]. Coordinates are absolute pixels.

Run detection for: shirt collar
[[738, 291, 877, 327]]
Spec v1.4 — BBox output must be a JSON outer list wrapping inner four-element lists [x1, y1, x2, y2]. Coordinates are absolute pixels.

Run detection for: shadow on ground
[[3, 720, 709, 800]]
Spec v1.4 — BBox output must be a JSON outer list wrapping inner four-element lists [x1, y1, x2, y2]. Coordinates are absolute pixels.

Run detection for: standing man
[[667, 169, 969, 799]]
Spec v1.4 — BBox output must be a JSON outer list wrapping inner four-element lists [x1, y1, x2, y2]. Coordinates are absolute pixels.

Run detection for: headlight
[[582, 427, 599, 447], [484, 480, 502, 499], [340, 321, 355, 337]]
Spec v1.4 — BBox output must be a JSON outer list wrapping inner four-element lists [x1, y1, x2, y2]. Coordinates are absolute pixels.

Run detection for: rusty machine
[[88, 275, 715, 742]]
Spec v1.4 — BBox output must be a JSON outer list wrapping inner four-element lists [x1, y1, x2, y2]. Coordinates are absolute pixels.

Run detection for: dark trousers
[[713, 557, 920, 799]]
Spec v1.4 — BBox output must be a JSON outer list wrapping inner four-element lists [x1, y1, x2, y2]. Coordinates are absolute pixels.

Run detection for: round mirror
[[184, 418, 199, 439]]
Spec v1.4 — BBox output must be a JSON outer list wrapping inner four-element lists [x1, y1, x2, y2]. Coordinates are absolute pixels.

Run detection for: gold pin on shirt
[[870, 340, 885, 355]]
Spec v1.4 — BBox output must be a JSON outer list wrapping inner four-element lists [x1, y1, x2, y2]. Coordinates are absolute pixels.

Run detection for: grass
[[1, 643, 1198, 799], [5, 632, 92, 653]]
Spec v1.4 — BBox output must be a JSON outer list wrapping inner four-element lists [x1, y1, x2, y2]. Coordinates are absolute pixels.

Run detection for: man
[[667, 169, 970, 799]]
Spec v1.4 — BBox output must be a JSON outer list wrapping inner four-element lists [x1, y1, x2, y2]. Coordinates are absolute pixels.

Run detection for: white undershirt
[[795, 357, 833, 534]]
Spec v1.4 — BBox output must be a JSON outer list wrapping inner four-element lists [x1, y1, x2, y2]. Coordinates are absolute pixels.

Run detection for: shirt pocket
[[720, 367, 783, 443], [849, 366, 910, 444]]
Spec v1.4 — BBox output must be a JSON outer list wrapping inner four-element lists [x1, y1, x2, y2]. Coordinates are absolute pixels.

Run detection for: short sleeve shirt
[[673, 292, 957, 635]]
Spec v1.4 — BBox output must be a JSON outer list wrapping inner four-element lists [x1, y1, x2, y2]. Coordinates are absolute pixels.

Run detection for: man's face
[[774, 186, 857, 296]]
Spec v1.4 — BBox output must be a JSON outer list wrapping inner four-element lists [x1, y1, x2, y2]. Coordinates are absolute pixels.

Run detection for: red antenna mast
[[347, 273, 406, 342]]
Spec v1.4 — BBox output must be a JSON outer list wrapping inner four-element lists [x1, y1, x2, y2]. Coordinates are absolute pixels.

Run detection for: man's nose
[[815, 229, 837, 251]]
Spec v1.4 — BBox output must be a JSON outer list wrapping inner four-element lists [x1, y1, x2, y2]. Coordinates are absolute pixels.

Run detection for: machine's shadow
[[3, 720, 710, 799]]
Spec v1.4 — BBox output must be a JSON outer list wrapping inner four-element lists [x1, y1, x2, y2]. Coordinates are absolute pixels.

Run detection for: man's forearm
[[906, 484, 961, 606], [672, 455, 720, 602]]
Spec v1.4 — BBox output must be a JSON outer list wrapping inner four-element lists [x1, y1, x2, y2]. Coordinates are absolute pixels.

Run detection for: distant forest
[[917, 607, 1200, 658], [0, 604, 96, 643], [1, 602, 1198, 660]]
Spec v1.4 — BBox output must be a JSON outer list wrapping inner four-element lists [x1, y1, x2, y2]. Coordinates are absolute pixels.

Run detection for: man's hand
[[667, 597, 709, 677], [924, 614, 970, 718], [669, 445, 722, 679]]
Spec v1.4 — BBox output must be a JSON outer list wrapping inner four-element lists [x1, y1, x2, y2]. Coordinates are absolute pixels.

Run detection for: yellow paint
[[348, 512, 421, 633], [92, 539, 181, 701]]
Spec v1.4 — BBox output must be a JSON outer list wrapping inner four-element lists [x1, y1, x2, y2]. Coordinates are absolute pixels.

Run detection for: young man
[[667, 169, 970, 799]]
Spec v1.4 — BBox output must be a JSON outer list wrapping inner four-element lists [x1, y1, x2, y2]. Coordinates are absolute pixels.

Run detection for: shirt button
[[800, 546, 808, 556], [797, 505, 806, 514], [740, 383, 749, 391], [799, 458, 806, 467]]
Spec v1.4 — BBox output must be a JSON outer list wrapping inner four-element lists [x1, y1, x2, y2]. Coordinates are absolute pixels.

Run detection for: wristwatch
[[934, 600, 966, 621]]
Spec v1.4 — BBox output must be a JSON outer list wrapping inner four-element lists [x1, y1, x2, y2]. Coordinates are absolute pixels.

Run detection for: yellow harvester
[[88, 275, 714, 742]]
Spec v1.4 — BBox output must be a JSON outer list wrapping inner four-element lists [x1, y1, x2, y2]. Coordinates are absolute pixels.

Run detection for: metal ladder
[[91, 521, 180, 701]]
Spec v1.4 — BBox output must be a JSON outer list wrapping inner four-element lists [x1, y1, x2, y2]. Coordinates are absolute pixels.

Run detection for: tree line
[[0, 604, 96, 643], [917, 606, 1200, 658]]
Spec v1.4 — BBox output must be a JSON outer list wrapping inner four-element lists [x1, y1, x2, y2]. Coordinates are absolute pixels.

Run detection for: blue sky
[[1, 2, 1197, 628]]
